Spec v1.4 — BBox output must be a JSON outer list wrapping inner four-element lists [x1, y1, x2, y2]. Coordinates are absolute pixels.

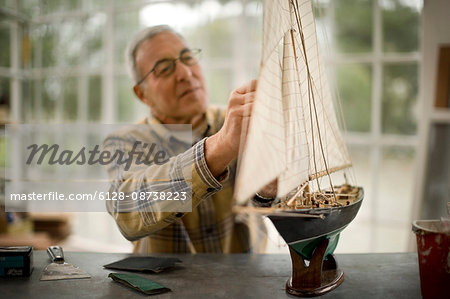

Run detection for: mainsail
[[234, 0, 352, 202]]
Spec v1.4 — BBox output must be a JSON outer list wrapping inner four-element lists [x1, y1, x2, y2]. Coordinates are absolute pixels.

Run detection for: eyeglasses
[[136, 48, 202, 85]]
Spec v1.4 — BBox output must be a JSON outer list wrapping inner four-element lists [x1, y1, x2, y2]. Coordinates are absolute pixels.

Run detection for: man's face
[[134, 31, 208, 125]]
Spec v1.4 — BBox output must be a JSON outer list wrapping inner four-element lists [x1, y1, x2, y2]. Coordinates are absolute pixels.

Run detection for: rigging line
[[310, 0, 337, 197], [310, 0, 329, 161], [291, 0, 321, 192], [314, 0, 357, 185], [284, 39, 307, 200], [300, 53, 351, 172], [302, 38, 332, 174], [317, 75, 354, 183], [296, 0, 343, 170], [282, 3, 312, 199], [316, 0, 350, 136], [286, 33, 312, 200], [290, 27, 345, 159], [288, 10, 311, 180], [287, 0, 304, 180], [292, 0, 321, 192], [293, 0, 337, 201], [291, 33, 351, 195], [286, 2, 310, 191]]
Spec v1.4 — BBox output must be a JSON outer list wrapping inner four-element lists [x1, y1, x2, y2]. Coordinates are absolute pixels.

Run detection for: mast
[[234, 0, 352, 203]]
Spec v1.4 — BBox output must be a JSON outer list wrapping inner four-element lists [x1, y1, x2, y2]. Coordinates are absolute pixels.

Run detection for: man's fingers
[[240, 91, 256, 104], [238, 101, 253, 117], [229, 91, 256, 106], [244, 91, 256, 103], [228, 101, 253, 117], [235, 79, 257, 94]]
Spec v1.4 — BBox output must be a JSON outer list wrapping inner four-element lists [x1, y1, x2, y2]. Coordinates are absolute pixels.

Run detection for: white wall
[[422, 0, 450, 105], [411, 0, 450, 244]]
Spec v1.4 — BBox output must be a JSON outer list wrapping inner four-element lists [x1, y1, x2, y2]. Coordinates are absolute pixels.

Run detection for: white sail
[[234, 0, 352, 202]]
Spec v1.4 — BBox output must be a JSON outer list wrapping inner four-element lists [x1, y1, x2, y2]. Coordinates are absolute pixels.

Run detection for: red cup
[[412, 220, 450, 299]]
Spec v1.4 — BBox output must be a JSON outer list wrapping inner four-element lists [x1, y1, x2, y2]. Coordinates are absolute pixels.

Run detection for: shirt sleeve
[[103, 133, 229, 241]]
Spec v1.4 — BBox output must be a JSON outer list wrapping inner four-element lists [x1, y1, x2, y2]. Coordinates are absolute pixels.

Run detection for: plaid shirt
[[103, 106, 267, 253]]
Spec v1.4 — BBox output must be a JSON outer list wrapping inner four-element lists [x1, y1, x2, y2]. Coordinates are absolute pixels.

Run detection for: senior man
[[104, 25, 276, 254]]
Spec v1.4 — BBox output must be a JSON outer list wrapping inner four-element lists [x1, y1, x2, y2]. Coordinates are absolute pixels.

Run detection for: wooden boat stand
[[286, 238, 344, 297]]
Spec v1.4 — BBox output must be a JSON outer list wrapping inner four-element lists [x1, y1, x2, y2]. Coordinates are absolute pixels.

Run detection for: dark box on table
[[0, 246, 33, 277]]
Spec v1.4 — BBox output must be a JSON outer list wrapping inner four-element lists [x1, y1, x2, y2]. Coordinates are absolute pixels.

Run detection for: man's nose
[[175, 61, 193, 81]]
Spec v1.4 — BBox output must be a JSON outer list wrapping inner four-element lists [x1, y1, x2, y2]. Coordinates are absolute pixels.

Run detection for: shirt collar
[[142, 111, 212, 144]]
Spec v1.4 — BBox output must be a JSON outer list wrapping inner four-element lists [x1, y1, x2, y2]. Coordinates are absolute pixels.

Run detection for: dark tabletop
[[0, 251, 421, 299]]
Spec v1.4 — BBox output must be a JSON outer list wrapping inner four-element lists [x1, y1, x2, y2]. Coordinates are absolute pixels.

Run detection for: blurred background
[[0, 0, 448, 254]]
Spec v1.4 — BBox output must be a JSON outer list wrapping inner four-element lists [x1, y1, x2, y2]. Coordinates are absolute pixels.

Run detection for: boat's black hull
[[267, 188, 364, 245]]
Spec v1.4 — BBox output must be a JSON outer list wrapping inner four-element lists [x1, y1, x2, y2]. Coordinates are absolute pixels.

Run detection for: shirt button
[[175, 213, 183, 218]]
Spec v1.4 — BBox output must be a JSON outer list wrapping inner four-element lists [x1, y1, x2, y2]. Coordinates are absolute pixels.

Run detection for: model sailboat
[[234, 0, 364, 296]]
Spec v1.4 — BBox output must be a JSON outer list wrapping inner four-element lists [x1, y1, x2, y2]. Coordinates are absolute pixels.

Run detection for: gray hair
[[125, 25, 184, 83]]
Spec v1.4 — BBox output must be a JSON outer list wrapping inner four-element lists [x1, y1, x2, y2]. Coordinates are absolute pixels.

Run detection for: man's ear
[[134, 84, 153, 107], [133, 84, 145, 103]]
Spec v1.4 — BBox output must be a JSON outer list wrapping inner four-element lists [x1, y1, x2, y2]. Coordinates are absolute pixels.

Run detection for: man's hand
[[217, 79, 256, 156], [205, 80, 257, 177]]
